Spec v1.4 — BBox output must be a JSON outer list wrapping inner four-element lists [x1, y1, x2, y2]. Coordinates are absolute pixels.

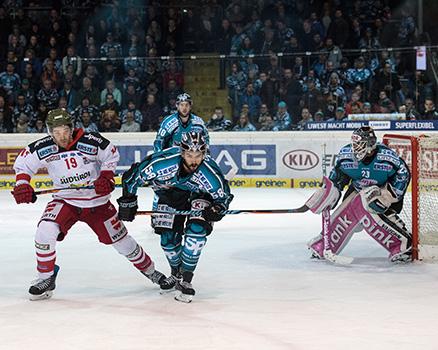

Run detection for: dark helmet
[[176, 93, 192, 106], [180, 131, 208, 154], [351, 126, 377, 161], [46, 108, 73, 131]]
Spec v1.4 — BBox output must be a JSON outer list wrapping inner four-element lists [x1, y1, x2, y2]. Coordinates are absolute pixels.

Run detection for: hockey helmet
[[181, 131, 208, 154], [46, 108, 73, 131], [351, 126, 377, 161], [176, 93, 192, 106]]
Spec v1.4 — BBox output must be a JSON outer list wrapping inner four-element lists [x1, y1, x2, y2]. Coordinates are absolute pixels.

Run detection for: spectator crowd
[[0, 0, 436, 134]]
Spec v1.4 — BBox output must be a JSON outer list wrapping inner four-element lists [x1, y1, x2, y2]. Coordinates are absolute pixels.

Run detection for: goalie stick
[[322, 208, 354, 265]]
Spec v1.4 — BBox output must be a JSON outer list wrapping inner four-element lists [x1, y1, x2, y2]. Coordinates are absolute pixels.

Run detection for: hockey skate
[[390, 247, 412, 263], [141, 265, 166, 285], [160, 267, 182, 294], [29, 265, 60, 301], [174, 271, 195, 303]]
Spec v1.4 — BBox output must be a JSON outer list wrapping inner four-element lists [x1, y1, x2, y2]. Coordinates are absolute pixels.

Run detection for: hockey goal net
[[383, 134, 438, 261]]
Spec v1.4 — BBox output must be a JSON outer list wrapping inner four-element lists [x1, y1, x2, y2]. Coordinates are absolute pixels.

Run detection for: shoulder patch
[[191, 114, 206, 126], [80, 132, 110, 150], [28, 136, 54, 153]]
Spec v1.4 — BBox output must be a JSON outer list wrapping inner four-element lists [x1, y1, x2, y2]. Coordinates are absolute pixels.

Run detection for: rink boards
[[1, 131, 437, 189]]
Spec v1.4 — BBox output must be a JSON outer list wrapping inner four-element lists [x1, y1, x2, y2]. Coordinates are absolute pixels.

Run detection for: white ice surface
[[1, 188, 438, 350]]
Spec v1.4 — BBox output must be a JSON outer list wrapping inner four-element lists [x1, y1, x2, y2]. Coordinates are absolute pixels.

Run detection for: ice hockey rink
[[1, 187, 438, 350]]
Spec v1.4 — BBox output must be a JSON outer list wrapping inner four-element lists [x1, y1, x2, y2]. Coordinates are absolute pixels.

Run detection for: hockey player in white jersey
[[12, 109, 166, 300]]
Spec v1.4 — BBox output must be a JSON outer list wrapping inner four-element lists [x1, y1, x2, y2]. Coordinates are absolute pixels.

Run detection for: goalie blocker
[[306, 178, 412, 262]]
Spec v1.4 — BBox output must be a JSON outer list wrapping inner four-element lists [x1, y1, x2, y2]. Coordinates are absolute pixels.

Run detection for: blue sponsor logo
[[210, 145, 276, 175], [116, 144, 276, 176], [37, 145, 58, 159], [77, 142, 98, 155]]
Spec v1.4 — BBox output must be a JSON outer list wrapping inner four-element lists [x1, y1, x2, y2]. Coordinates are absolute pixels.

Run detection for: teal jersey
[[153, 112, 210, 152], [329, 143, 410, 199], [123, 147, 232, 207]]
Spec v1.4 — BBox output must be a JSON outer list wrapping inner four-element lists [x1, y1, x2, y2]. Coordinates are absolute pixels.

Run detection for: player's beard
[[182, 158, 200, 173]]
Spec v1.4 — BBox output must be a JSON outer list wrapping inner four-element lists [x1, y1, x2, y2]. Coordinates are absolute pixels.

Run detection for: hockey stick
[[136, 204, 309, 216], [33, 185, 96, 195], [322, 208, 354, 265]]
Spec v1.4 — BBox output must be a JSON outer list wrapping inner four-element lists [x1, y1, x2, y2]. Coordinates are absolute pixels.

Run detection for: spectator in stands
[[58, 80, 76, 113], [345, 92, 363, 115], [363, 102, 372, 114], [226, 62, 247, 121], [324, 37, 343, 69], [372, 62, 402, 104], [0, 95, 13, 132], [120, 100, 143, 124], [233, 113, 256, 131], [404, 98, 420, 120], [15, 113, 29, 133], [40, 59, 58, 87], [100, 93, 121, 117], [28, 118, 46, 133], [0, 62, 20, 97], [76, 111, 99, 133], [99, 109, 120, 132], [239, 82, 261, 123], [206, 106, 232, 131], [100, 80, 122, 106], [280, 68, 303, 121], [13, 93, 33, 125], [302, 78, 323, 115], [297, 107, 313, 130], [328, 106, 347, 121], [314, 110, 325, 122], [100, 32, 122, 57], [374, 90, 396, 113], [140, 93, 162, 131], [120, 111, 141, 132], [421, 98, 438, 120], [76, 77, 100, 107], [36, 79, 58, 109], [327, 9, 349, 48], [398, 6, 416, 46], [62, 46, 82, 77], [256, 104, 272, 131], [272, 101, 292, 131], [346, 57, 371, 93]]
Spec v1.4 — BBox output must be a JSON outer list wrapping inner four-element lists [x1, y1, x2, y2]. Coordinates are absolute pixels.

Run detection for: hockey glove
[[94, 171, 115, 195], [117, 195, 138, 221], [203, 203, 226, 222], [13, 183, 37, 204]]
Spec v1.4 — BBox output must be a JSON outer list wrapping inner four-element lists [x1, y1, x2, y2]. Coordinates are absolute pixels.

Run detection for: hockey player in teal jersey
[[306, 126, 412, 262], [117, 131, 233, 302], [153, 93, 210, 152]]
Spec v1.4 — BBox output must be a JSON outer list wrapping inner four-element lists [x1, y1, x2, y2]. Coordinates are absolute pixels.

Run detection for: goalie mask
[[351, 126, 377, 161]]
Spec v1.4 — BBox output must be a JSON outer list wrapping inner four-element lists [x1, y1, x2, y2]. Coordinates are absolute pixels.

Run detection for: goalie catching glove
[[361, 183, 399, 214], [305, 176, 341, 214]]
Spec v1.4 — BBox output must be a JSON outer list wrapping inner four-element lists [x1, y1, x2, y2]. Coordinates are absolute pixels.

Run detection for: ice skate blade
[[29, 290, 53, 301], [174, 292, 193, 303], [160, 287, 176, 295]]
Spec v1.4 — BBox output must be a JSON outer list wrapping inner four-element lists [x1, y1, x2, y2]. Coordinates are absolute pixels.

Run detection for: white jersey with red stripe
[[13, 129, 119, 208]]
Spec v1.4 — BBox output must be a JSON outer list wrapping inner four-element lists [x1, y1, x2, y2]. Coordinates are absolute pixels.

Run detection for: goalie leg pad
[[306, 177, 341, 214], [308, 191, 361, 258]]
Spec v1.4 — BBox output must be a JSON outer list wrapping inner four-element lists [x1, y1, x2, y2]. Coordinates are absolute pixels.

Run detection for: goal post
[[383, 133, 438, 261]]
